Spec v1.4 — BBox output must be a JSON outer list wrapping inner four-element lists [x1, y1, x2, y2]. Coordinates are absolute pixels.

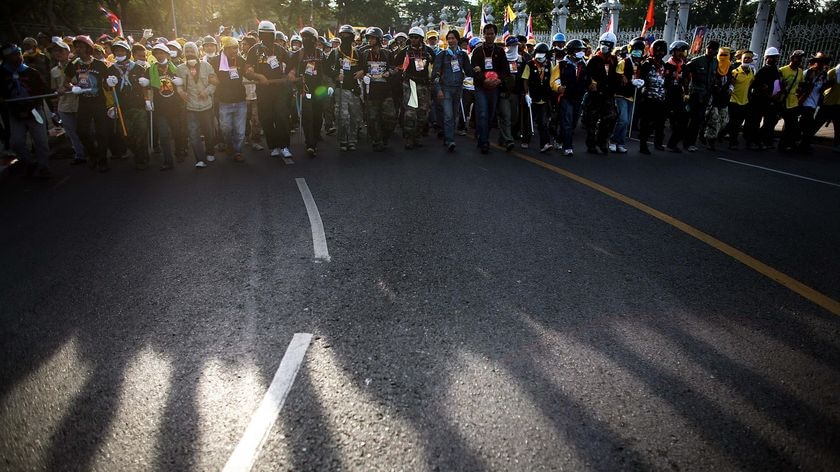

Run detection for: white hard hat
[[258, 20, 276, 33], [764, 46, 780, 57], [408, 26, 424, 38], [599, 32, 617, 44]]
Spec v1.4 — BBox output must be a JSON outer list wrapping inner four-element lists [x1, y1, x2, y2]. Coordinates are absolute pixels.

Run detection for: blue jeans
[[218, 101, 247, 154], [58, 110, 86, 160], [10, 111, 49, 169], [560, 98, 582, 150], [187, 109, 215, 163], [441, 86, 462, 145], [474, 87, 499, 148], [612, 96, 633, 146]]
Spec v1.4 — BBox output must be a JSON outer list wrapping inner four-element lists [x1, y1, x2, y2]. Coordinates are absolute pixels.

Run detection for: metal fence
[[535, 23, 840, 59]]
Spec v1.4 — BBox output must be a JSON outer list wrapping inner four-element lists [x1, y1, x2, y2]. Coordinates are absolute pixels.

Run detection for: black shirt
[[358, 47, 394, 101], [209, 54, 247, 103], [326, 45, 363, 92], [64, 57, 115, 106], [246, 42, 293, 94], [393, 46, 433, 84]]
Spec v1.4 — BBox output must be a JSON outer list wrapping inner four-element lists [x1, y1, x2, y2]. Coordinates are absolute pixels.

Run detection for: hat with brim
[[151, 43, 170, 54], [72, 35, 95, 49], [111, 40, 130, 52]]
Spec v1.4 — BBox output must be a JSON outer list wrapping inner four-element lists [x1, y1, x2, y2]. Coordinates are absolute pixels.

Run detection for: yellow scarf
[[717, 47, 731, 76]]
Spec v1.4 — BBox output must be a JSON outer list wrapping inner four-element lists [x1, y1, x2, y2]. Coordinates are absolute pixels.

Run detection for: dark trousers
[[257, 89, 291, 149], [639, 98, 667, 148], [779, 106, 803, 149], [531, 102, 550, 147], [724, 103, 749, 146], [684, 93, 708, 146], [76, 99, 111, 169], [815, 104, 840, 147], [301, 95, 325, 149], [582, 91, 616, 149]]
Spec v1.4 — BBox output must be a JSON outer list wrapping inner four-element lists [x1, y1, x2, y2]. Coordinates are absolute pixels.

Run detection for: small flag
[[690, 26, 707, 55], [642, 0, 655, 37], [526, 13, 534, 41], [327, 29, 334, 39], [480, 5, 487, 34], [98, 5, 123, 38], [464, 11, 473, 42], [605, 16, 613, 34]]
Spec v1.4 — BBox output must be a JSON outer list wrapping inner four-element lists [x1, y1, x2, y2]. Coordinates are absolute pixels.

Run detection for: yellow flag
[[327, 29, 334, 39], [506, 5, 516, 23]]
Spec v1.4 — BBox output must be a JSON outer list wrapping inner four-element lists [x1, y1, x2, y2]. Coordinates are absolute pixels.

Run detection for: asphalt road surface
[[2, 127, 840, 472]]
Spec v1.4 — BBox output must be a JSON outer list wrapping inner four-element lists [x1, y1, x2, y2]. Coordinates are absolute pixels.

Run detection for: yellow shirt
[[730, 65, 754, 105], [824, 66, 840, 106], [779, 65, 804, 109]]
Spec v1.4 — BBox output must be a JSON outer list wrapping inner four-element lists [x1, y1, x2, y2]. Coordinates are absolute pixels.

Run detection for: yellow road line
[[509, 149, 840, 316]]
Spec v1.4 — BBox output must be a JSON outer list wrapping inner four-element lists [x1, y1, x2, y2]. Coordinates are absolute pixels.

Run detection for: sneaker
[[326, 127, 336, 136], [686, 145, 698, 152], [306, 147, 316, 157], [608, 143, 617, 152], [457, 129, 467, 136], [195, 161, 207, 168], [280, 147, 292, 158], [348, 143, 356, 151], [616, 145, 628, 153], [540, 143, 552, 153], [340, 144, 348, 152], [553, 142, 562, 150], [505, 142, 515, 152], [563, 148, 574, 156], [234, 154, 245, 162], [270, 147, 281, 157], [206, 155, 216, 162], [447, 142, 456, 152], [251, 143, 264, 151], [520, 143, 530, 149]]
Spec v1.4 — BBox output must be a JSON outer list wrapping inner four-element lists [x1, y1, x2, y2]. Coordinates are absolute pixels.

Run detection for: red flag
[[642, 0, 655, 36], [605, 17, 613, 34], [299, 16, 303, 30], [98, 4, 123, 37]]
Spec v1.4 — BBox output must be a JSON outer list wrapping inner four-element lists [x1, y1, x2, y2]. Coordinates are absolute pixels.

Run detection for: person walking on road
[[245, 21, 295, 160], [433, 29, 470, 152], [177, 42, 217, 168]]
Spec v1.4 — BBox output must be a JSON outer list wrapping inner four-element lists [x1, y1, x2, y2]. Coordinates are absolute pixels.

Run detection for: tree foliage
[[1, 0, 836, 42]]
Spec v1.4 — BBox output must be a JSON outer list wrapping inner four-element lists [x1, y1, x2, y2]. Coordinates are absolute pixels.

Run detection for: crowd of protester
[[1, 21, 838, 178]]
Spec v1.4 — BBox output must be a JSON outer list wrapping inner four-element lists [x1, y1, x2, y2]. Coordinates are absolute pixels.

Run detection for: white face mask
[[575, 51, 585, 59], [115, 55, 127, 62], [187, 59, 197, 66], [135, 60, 147, 67], [535, 53, 546, 62], [158, 58, 168, 65], [169, 50, 177, 58]]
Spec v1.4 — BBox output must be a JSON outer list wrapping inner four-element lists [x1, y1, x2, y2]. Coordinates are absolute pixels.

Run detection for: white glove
[[524, 94, 532, 106], [362, 75, 371, 85], [327, 87, 334, 97], [631, 78, 644, 88], [142, 29, 153, 40], [145, 99, 154, 112], [554, 79, 562, 87], [106, 75, 119, 87], [71, 86, 84, 95], [172, 77, 184, 87], [138, 77, 150, 87], [107, 107, 116, 119]]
